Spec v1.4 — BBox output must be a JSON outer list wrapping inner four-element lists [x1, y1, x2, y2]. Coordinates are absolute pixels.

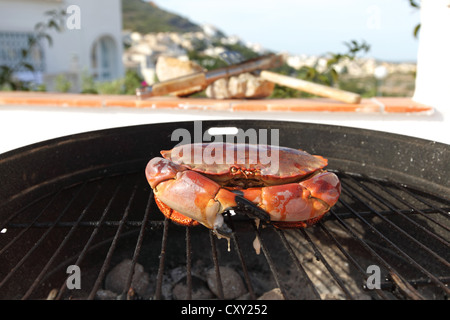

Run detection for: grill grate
[[0, 169, 449, 300]]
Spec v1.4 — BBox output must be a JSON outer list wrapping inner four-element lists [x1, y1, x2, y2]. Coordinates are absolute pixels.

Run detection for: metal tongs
[[136, 54, 283, 99]]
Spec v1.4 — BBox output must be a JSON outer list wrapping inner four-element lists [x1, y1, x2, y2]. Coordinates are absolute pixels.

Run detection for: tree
[[408, 0, 421, 38]]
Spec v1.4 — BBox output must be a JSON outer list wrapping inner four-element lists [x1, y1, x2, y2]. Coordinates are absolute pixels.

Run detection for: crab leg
[[241, 171, 341, 228], [146, 157, 269, 235]]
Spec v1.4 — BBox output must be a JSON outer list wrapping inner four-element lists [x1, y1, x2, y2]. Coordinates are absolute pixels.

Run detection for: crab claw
[[240, 171, 341, 228], [214, 191, 270, 237], [213, 217, 233, 237], [146, 158, 247, 237], [231, 190, 270, 221]]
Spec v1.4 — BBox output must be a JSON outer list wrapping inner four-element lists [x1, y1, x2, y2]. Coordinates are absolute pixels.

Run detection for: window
[[91, 35, 118, 81], [0, 31, 45, 76]]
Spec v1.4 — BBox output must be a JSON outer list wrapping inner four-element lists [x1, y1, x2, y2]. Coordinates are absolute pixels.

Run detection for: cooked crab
[[145, 143, 341, 237]]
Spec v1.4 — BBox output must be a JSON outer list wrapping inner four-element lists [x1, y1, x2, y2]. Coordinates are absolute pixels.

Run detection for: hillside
[[122, 0, 202, 33]]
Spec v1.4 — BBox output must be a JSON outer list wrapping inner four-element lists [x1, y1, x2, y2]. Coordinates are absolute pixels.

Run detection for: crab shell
[[146, 143, 341, 234]]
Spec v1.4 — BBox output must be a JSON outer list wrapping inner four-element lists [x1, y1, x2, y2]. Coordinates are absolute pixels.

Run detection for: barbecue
[[0, 120, 448, 300]]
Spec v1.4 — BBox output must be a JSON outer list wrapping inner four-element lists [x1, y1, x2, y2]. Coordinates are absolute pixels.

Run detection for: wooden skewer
[[260, 70, 361, 104], [150, 73, 206, 97]]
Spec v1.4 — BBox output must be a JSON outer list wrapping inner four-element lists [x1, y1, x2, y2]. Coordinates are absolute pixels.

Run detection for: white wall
[[413, 0, 450, 108], [0, 0, 59, 32], [48, 0, 123, 77]]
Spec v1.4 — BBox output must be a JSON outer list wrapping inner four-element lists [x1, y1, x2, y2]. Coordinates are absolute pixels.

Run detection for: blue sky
[[154, 0, 421, 62]]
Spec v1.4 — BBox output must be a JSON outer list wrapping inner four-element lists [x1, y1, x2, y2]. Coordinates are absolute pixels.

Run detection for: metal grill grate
[[0, 169, 449, 300]]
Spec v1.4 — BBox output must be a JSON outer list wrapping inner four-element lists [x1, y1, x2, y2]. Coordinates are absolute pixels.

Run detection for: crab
[[145, 143, 341, 237]]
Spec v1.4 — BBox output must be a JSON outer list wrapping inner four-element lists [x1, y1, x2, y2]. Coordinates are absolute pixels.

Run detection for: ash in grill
[[0, 121, 449, 300]]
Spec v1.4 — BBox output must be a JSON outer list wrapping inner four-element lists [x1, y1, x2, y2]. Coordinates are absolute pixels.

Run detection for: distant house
[[0, 0, 124, 92], [122, 31, 190, 85]]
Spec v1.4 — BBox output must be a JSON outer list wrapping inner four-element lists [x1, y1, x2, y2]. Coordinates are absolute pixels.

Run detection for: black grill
[[0, 120, 449, 300]]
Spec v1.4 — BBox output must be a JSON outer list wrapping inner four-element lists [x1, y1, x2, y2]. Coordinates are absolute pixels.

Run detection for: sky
[[154, 0, 421, 62]]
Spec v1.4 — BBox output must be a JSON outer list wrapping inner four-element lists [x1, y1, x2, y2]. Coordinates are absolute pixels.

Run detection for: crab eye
[[230, 167, 238, 173]]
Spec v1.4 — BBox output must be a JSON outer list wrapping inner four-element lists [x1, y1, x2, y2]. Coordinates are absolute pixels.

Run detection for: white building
[[0, 0, 124, 92]]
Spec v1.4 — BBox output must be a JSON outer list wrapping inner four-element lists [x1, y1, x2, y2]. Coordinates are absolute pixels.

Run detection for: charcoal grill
[[0, 120, 449, 300]]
